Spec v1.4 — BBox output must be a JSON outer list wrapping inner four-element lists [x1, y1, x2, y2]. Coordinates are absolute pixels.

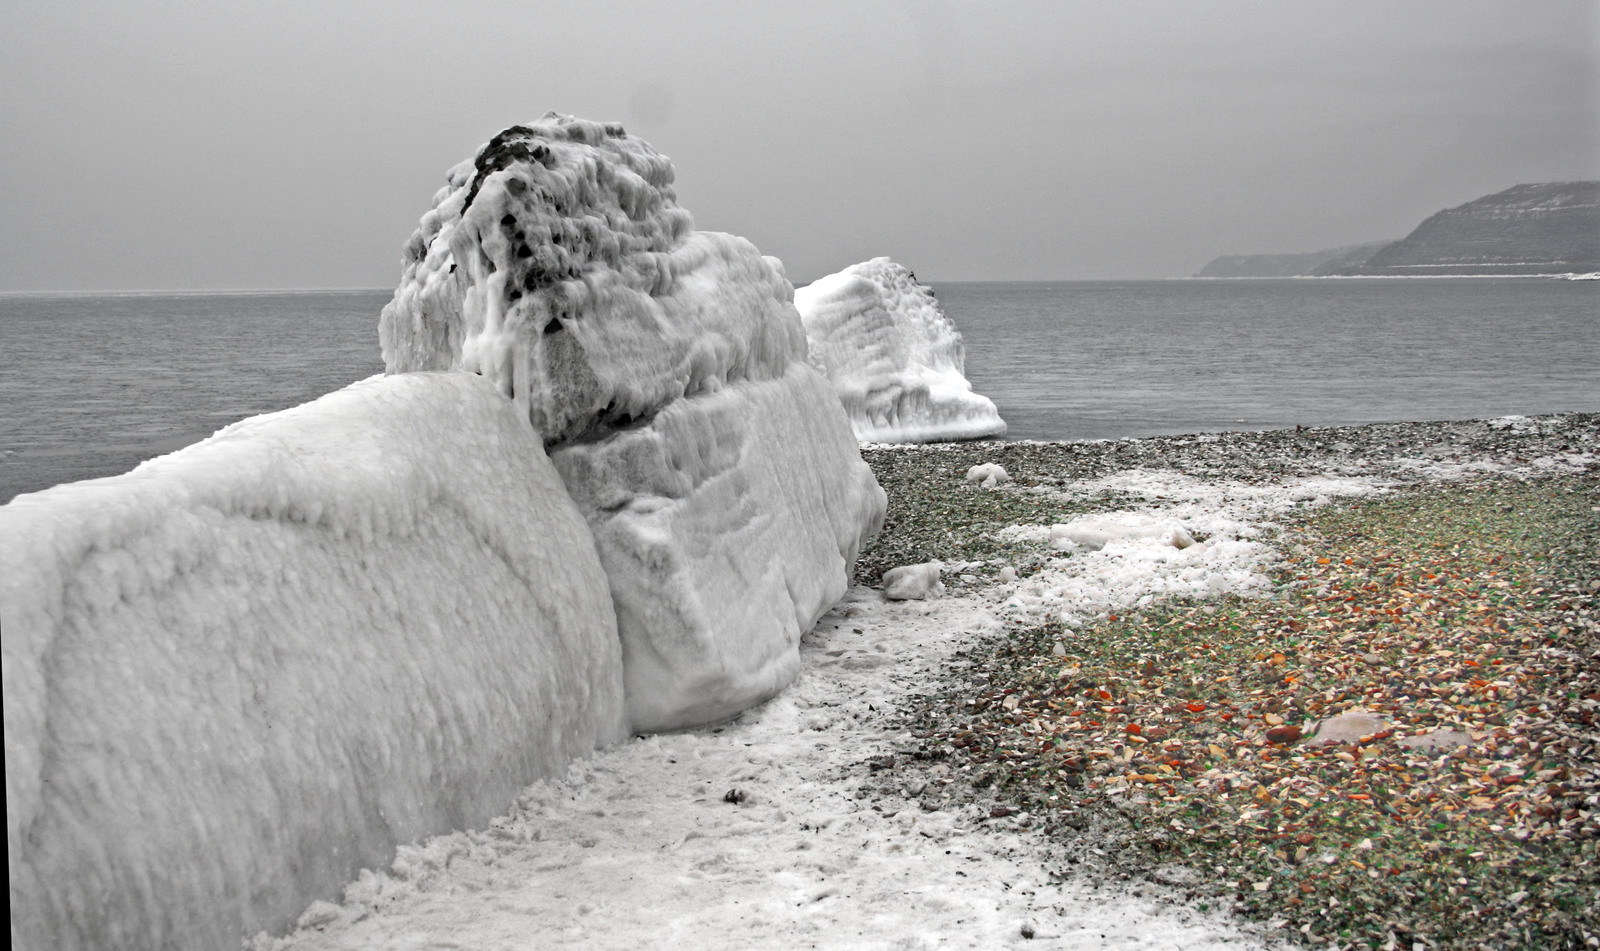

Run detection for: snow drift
[[551, 365, 885, 731], [384, 114, 885, 733], [380, 114, 806, 445], [2, 374, 626, 951], [793, 257, 1005, 443]]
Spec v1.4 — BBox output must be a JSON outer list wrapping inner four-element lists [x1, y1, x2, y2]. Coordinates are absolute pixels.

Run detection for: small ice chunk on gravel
[[965, 463, 1011, 488], [882, 561, 945, 600], [1051, 514, 1196, 552]]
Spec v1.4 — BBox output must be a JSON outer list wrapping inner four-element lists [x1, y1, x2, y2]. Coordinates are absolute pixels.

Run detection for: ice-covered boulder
[[2, 373, 626, 951], [380, 114, 806, 445], [793, 257, 1005, 443], [383, 117, 887, 733], [552, 365, 886, 731]]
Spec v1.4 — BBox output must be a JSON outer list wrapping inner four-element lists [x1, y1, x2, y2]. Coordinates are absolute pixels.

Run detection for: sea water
[[2, 279, 1596, 502], [1, 291, 388, 503], [942, 278, 1600, 442]]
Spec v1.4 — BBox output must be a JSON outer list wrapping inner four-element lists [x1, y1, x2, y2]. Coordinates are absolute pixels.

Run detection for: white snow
[[1047, 514, 1196, 552], [380, 114, 807, 445], [2, 373, 626, 951], [256, 588, 1285, 951], [550, 365, 886, 732], [988, 470, 1387, 629], [881, 560, 945, 600], [966, 462, 1013, 487], [251, 464, 1440, 951], [794, 258, 1006, 443]]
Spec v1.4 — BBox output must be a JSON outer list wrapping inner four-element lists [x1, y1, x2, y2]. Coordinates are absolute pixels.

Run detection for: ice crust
[[2, 373, 626, 951], [380, 114, 806, 445], [551, 365, 886, 732], [793, 257, 1005, 443]]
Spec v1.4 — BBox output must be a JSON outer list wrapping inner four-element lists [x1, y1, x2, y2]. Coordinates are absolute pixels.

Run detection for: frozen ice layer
[[380, 114, 806, 445], [793, 257, 1005, 443], [551, 365, 887, 732], [2, 373, 626, 951]]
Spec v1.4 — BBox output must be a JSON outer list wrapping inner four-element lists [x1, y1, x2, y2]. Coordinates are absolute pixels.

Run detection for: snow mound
[[965, 462, 1012, 487], [2, 374, 626, 951], [1049, 514, 1196, 552], [882, 561, 945, 600], [793, 257, 1005, 443], [1001, 529, 1274, 629], [380, 114, 806, 445], [551, 365, 886, 732]]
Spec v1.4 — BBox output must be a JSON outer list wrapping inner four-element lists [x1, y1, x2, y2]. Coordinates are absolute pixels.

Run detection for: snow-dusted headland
[[3, 114, 883, 951], [793, 257, 1006, 443]]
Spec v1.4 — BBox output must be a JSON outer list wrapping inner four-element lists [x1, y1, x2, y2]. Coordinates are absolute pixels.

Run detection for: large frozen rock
[[551, 365, 886, 732], [380, 114, 806, 445], [382, 117, 888, 733], [2, 374, 626, 951], [793, 257, 1005, 443]]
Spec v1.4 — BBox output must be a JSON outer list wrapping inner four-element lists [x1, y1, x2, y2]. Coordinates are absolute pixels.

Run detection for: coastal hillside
[[1196, 181, 1600, 277], [1348, 181, 1599, 275], [1195, 241, 1393, 278]]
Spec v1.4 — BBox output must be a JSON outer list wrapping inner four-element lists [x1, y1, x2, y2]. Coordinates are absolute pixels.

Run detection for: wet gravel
[[852, 413, 1599, 951]]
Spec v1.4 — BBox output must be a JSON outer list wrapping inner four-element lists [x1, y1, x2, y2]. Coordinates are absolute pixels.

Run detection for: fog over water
[[1, 1, 1596, 291]]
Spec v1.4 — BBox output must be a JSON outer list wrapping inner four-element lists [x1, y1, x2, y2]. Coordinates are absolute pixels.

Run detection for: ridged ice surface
[[793, 257, 1005, 443], [2, 373, 626, 951], [380, 114, 806, 445], [551, 365, 886, 732]]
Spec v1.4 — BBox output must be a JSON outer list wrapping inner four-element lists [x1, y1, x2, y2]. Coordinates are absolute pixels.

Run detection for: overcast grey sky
[[2, 0, 1595, 290]]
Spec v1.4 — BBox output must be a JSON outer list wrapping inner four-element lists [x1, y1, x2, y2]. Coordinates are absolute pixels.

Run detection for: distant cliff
[[1195, 182, 1600, 277], [1344, 182, 1599, 276]]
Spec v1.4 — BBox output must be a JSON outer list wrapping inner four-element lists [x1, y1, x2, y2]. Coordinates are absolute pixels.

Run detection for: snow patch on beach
[[989, 471, 1390, 629], [259, 588, 1280, 951]]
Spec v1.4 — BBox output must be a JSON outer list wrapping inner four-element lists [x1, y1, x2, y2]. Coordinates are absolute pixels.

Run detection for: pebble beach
[[265, 413, 1597, 951]]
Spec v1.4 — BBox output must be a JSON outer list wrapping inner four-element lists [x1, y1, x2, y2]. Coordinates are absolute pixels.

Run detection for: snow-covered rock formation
[[2, 373, 626, 951], [383, 114, 885, 734], [380, 115, 805, 445], [793, 257, 1005, 443], [551, 365, 884, 731], [3, 114, 885, 950]]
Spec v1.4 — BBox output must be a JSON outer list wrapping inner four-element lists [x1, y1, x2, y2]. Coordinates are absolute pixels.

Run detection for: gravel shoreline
[[259, 412, 1594, 950], [852, 413, 1598, 951]]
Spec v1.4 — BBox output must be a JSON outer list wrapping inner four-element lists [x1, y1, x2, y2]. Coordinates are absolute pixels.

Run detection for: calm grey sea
[[2, 278, 1596, 503]]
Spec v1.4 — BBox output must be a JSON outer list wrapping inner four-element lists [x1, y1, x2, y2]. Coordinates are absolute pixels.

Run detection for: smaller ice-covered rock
[[794, 257, 1005, 443], [882, 561, 945, 600], [550, 365, 885, 733], [1050, 515, 1195, 552], [965, 463, 1012, 488]]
